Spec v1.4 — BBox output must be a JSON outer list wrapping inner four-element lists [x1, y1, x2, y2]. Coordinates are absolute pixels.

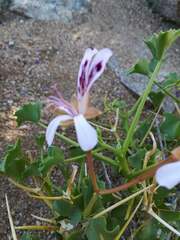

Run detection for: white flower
[[46, 48, 112, 151], [155, 161, 180, 189]]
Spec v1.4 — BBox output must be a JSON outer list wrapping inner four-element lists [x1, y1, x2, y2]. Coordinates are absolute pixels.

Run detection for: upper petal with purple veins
[[77, 48, 98, 99], [86, 48, 112, 92], [77, 48, 112, 114]]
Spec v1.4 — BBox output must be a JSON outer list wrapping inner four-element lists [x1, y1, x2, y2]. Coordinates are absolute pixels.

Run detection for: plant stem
[[38, 122, 118, 167], [117, 152, 130, 176], [154, 81, 180, 104], [5, 195, 18, 240], [94, 152, 118, 167], [83, 193, 98, 218], [15, 225, 59, 231], [86, 151, 99, 193], [148, 208, 180, 236], [122, 60, 162, 171], [115, 198, 143, 240], [140, 102, 163, 147], [99, 155, 178, 195], [128, 96, 142, 116], [125, 198, 134, 220], [93, 185, 152, 219], [99, 141, 117, 153]]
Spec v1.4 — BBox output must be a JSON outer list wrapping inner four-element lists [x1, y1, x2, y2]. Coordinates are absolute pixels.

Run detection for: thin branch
[[99, 155, 179, 195], [115, 197, 143, 239], [148, 208, 180, 237], [155, 118, 165, 159], [15, 225, 59, 231], [31, 214, 55, 224], [66, 165, 78, 197], [140, 102, 163, 147], [5, 195, 18, 240], [101, 162, 112, 188], [93, 185, 153, 219], [86, 151, 99, 193]]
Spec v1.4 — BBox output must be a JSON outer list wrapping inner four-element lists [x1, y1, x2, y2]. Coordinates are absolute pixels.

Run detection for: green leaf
[[39, 156, 59, 176], [135, 219, 161, 240], [21, 234, 40, 240], [39, 146, 64, 176], [129, 59, 150, 76], [53, 200, 81, 225], [161, 72, 180, 90], [160, 210, 180, 222], [149, 58, 158, 72], [53, 199, 75, 217], [23, 161, 41, 178], [70, 208, 82, 225], [135, 120, 150, 141], [81, 178, 93, 207], [86, 217, 119, 240], [109, 204, 128, 229], [48, 146, 64, 162], [149, 91, 165, 109], [160, 113, 180, 141], [49, 146, 68, 178], [154, 187, 172, 208], [36, 134, 45, 148], [69, 146, 84, 162], [4, 140, 26, 181], [66, 231, 83, 240], [145, 29, 180, 60], [0, 160, 5, 173], [128, 149, 146, 170], [15, 102, 41, 126]]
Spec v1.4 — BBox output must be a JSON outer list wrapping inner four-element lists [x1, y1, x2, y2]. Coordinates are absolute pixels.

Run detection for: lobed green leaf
[[86, 216, 119, 240], [15, 102, 41, 126], [3, 140, 26, 181], [145, 29, 180, 60], [160, 113, 180, 141]]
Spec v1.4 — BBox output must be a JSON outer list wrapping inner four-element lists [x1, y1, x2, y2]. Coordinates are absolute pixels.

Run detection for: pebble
[[8, 40, 15, 48], [7, 100, 13, 105]]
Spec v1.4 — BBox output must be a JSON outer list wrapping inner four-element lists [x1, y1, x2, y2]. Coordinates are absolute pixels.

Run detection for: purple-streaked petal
[[46, 115, 72, 146], [49, 96, 77, 116], [77, 48, 98, 99], [155, 161, 180, 189], [86, 48, 112, 92], [74, 114, 98, 151]]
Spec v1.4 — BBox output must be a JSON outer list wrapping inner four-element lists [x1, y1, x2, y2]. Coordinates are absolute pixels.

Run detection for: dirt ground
[[0, 0, 179, 238]]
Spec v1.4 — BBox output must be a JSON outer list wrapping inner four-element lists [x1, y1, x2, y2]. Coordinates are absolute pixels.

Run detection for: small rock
[[8, 40, 15, 48], [108, 56, 175, 112], [0, 0, 11, 11], [10, 0, 91, 22], [147, 0, 180, 24], [7, 100, 13, 105]]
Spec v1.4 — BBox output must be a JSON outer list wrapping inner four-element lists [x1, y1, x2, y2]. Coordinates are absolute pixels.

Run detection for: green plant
[[1, 30, 180, 240]]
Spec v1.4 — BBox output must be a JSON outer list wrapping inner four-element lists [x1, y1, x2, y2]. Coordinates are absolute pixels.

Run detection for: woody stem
[[99, 155, 178, 195], [86, 151, 99, 193]]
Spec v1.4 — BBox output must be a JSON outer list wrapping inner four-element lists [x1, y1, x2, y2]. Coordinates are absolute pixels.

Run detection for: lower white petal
[[74, 114, 98, 151], [155, 161, 180, 189], [46, 115, 72, 146]]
